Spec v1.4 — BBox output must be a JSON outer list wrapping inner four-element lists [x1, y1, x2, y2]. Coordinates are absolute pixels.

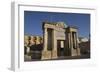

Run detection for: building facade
[[41, 22, 80, 59]]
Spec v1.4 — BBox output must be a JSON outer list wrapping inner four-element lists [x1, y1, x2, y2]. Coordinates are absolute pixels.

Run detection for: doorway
[[57, 40, 65, 57]]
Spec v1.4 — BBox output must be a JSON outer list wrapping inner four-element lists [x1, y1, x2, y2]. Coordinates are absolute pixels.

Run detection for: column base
[[51, 50, 58, 59], [41, 50, 51, 60], [71, 48, 81, 56], [77, 48, 81, 56]]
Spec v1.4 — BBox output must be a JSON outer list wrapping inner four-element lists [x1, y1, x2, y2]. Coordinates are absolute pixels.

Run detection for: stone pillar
[[30, 36, 35, 46], [43, 28, 48, 51], [40, 37, 43, 44], [24, 36, 29, 47], [68, 33, 70, 49], [76, 33, 81, 56], [52, 30, 57, 59], [41, 28, 51, 59], [72, 32, 81, 56], [74, 33, 77, 49], [71, 32, 79, 56], [35, 36, 40, 45], [65, 32, 71, 56], [70, 32, 74, 56], [26, 46, 30, 54]]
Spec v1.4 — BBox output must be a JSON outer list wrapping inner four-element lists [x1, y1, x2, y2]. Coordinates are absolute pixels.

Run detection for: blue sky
[[24, 11, 90, 38]]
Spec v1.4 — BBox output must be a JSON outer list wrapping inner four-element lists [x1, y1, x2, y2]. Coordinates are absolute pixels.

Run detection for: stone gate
[[41, 22, 80, 59]]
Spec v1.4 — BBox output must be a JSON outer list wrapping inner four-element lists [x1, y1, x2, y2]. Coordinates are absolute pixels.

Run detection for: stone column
[[76, 33, 81, 56], [68, 33, 70, 49], [41, 28, 51, 59], [41, 28, 48, 59], [43, 28, 48, 51], [70, 32, 74, 56], [26, 46, 30, 54], [74, 33, 77, 49], [73, 32, 78, 56], [66, 32, 71, 56], [52, 30, 57, 59], [71, 32, 79, 56]]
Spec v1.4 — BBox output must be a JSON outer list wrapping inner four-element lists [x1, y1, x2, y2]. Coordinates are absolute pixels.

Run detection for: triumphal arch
[[41, 22, 80, 59]]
